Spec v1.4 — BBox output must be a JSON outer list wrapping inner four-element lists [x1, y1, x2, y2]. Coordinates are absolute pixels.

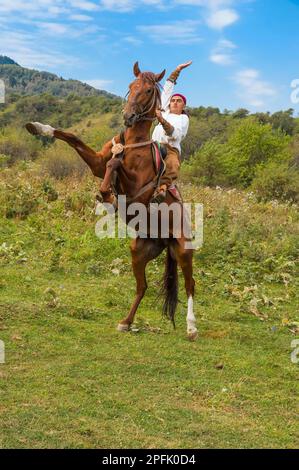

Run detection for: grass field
[[0, 166, 298, 448]]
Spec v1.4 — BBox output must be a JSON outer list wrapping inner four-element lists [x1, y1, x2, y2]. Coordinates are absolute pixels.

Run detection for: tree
[[251, 161, 299, 203], [232, 108, 250, 119], [221, 118, 292, 187], [270, 109, 295, 135], [184, 139, 225, 186]]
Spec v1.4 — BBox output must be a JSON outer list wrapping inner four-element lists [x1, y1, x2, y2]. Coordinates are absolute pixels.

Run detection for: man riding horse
[[26, 61, 191, 205], [25, 61, 198, 340]]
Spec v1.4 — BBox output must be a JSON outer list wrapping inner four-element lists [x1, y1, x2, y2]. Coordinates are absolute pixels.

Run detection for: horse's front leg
[[25, 122, 113, 178]]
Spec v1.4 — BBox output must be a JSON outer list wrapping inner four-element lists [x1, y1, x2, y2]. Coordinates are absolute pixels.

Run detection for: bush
[[0, 127, 42, 165], [222, 119, 292, 188], [251, 161, 299, 203], [41, 180, 58, 202], [42, 142, 88, 180], [0, 153, 9, 168], [3, 182, 40, 219], [182, 139, 226, 186]]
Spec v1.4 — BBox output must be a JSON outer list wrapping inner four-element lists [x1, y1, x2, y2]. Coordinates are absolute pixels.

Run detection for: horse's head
[[123, 62, 166, 127]]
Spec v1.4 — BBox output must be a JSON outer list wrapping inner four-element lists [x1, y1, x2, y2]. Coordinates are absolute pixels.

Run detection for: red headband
[[171, 93, 187, 105]]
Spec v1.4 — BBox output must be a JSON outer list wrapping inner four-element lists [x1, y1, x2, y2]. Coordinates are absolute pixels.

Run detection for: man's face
[[170, 95, 185, 115]]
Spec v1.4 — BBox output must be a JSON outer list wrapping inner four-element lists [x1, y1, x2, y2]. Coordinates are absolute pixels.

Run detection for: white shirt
[[152, 79, 189, 154]]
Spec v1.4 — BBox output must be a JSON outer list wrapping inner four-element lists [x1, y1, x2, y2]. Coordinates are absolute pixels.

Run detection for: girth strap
[[126, 179, 158, 204]]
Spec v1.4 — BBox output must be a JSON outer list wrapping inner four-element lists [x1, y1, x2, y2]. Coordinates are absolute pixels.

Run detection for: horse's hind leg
[[118, 237, 165, 332], [172, 239, 197, 341]]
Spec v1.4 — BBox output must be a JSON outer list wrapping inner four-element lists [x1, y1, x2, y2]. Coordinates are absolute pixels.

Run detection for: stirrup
[[150, 187, 167, 204]]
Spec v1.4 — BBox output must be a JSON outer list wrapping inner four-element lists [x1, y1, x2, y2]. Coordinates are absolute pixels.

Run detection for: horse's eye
[[147, 89, 152, 94]]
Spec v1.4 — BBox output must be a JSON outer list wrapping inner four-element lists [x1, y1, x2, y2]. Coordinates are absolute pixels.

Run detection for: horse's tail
[[161, 244, 178, 327]]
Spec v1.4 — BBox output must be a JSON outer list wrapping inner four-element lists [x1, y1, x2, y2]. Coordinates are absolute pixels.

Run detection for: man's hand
[[155, 110, 174, 136], [155, 109, 163, 122], [176, 61, 192, 72]]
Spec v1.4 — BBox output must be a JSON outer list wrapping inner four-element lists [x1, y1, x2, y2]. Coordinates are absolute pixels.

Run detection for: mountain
[[0, 56, 113, 98], [0, 56, 20, 66]]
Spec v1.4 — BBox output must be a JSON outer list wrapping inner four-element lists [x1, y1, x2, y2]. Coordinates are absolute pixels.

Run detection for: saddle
[[151, 142, 182, 202], [107, 133, 182, 203]]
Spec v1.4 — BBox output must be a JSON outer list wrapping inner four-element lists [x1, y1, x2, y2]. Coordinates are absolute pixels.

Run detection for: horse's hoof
[[187, 330, 198, 341], [117, 323, 130, 332], [25, 122, 54, 137], [25, 122, 39, 136]]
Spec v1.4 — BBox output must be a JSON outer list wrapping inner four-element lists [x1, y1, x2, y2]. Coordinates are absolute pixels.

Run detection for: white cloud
[[210, 38, 236, 65], [234, 69, 276, 107], [210, 53, 233, 65], [68, 1, 100, 11], [69, 14, 93, 21], [36, 21, 101, 37], [99, 0, 135, 11], [175, 0, 240, 30], [0, 0, 99, 18], [175, 1, 233, 6], [99, 0, 167, 11], [207, 8, 239, 29], [138, 21, 202, 44], [218, 38, 236, 48], [84, 79, 114, 90], [38, 23, 69, 35], [123, 36, 143, 45], [48, 6, 70, 16], [0, 30, 79, 69]]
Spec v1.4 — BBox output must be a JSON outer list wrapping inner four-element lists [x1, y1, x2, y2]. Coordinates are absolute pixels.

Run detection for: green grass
[[0, 172, 298, 448]]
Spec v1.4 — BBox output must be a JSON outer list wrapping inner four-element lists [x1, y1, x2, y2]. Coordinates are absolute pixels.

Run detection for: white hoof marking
[[187, 295, 198, 338], [32, 122, 55, 137], [117, 323, 130, 332]]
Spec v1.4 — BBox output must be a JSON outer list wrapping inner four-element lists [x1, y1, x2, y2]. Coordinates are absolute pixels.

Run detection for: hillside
[[0, 56, 298, 203], [0, 56, 19, 66], [0, 55, 114, 98]]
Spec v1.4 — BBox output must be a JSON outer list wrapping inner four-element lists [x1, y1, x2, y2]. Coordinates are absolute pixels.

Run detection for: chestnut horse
[[25, 62, 197, 340]]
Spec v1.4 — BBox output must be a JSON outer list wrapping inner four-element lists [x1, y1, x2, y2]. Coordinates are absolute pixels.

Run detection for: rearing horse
[[25, 62, 198, 340]]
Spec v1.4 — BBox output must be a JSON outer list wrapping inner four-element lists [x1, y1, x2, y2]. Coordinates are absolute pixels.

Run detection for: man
[[151, 60, 192, 203]]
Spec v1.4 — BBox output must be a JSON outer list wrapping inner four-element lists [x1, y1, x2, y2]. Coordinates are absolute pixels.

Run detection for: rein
[[109, 75, 163, 203], [134, 85, 158, 122]]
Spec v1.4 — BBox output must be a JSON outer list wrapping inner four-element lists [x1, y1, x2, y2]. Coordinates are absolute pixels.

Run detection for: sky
[[0, 0, 299, 112]]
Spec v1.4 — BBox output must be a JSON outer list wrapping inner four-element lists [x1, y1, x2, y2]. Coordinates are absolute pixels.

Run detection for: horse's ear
[[155, 69, 166, 82], [133, 61, 141, 77]]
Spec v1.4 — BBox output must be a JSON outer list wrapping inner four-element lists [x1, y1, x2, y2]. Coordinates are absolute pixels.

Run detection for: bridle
[[123, 78, 161, 124]]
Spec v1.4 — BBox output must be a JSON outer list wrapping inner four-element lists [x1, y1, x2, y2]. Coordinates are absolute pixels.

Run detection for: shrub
[[41, 180, 58, 201], [250, 161, 299, 203], [42, 142, 88, 180], [182, 139, 226, 186], [0, 127, 42, 165], [3, 182, 40, 219], [0, 153, 9, 168], [221, 119, 292, 188]]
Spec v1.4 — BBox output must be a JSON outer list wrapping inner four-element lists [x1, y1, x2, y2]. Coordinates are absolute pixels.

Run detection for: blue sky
[[0, 0, 298, 112]]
